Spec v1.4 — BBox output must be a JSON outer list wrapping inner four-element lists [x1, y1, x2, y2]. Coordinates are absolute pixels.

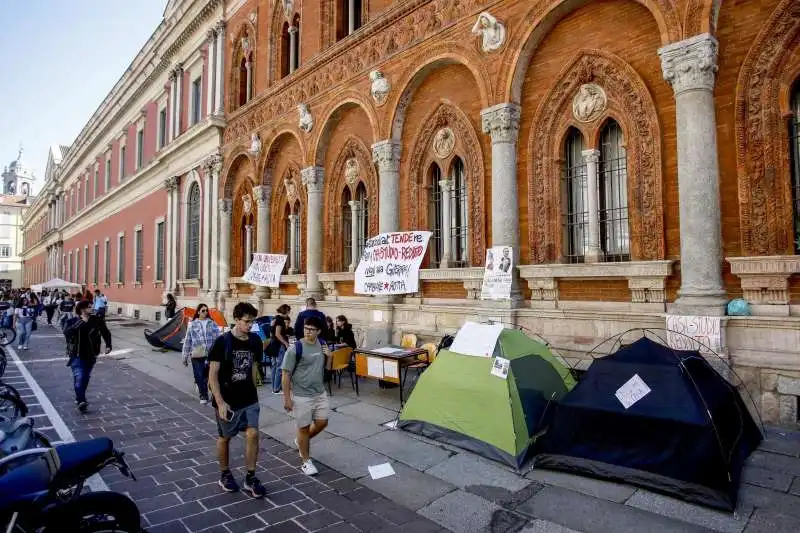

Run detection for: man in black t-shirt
[[208, 302, 267, 498]]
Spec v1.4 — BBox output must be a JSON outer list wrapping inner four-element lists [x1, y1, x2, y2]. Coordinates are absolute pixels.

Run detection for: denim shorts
[[216, 402, 260, 438]]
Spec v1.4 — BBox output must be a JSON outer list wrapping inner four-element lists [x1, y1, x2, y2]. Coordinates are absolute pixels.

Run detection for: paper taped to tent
[[534, 336, 762, 511], [398, 323, 576, 469], [144, 307, 227, 351]]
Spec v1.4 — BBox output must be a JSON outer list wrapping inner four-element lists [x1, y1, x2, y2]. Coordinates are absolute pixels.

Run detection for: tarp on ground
[[534, 336, 763, 511], [398, 327, 576, 469], [143, 307, 227, 351]]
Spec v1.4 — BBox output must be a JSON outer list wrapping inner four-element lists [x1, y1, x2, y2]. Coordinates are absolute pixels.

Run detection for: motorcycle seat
[[0, 455, 52, 511], [53, 437, 115, 487]]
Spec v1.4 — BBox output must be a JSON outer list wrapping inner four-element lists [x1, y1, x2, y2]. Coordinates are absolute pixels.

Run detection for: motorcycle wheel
[[0, 381, 22, 401], [0, 327, 16, 347], [47, 492, 142, 532], [0, 391, 27, 421]]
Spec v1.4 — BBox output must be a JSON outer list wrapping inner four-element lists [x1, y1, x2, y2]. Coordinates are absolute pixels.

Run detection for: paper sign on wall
[[666, 315, 722, 354], [242, 253, 287, 288], [481, 246, 513, 300], [615, 374, 652, 409], [490, 357, 510, 379], [355, 231, 431, 295]]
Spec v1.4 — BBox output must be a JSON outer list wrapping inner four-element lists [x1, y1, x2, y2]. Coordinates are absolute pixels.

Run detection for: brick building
[[20, 0, 800, 424]]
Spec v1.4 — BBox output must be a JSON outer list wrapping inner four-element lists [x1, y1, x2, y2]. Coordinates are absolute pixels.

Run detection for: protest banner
[[242, 253, 287, 287], [355, 231, 431, 295], [480, 246, 513, 300], [665, 315, 723, 354]]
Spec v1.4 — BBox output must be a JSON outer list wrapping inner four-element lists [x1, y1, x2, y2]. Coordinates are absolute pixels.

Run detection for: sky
[[0, 0, 167, 189]]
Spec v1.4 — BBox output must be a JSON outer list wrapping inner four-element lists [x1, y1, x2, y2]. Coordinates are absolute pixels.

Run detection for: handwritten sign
[[480, 246, 513, 300], [355, 231, 431, 295], [666, 315, 723, 354], [242, 253, 287, 288], [615, 374, 652, 409]]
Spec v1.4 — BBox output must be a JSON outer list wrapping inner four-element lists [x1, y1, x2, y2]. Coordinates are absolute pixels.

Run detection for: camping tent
[[534, 336, 762, 511], [144, 307, 227, 351], [30, 278, 83, 293], [398, 327, 576, 469]]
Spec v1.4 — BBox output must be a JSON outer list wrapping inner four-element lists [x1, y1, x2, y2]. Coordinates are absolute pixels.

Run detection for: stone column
[[200, 161, 212, 294], [164, 178, 175, 293], [174, 64, 183, 137], [372, 140, 401, 233], [659, 33, 726, 315], [245, 60, 253, 101], [481, 103, 522, 297], [301, 166, 324, 296], [289, 26, 298, 73], [253, 185, 271, 298], [218, 199, 232, 300], [348, 0, 356, 34], [214, 21, 225, 115], [288, 214, 299, 274], [582, 149, 602, 262], [208, 154, 222, 297], [244, 225, 253, 269], [438, 179, 454, 268], [206, 29, 216, 116], [348, 200, 360, 271]]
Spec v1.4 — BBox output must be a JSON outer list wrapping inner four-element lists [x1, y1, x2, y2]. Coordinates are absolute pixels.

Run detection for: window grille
[[561, 128, 588, 263], [599, 120, 630, 261], [428, 164, 443, 268], [186, 184, 201, 279]]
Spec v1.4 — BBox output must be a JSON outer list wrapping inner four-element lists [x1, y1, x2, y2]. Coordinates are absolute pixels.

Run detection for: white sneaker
[[301, 459, 318, 476], [200, 399, 208, 405], [16, 345, 22, 350], [293, 437, 298, 449]]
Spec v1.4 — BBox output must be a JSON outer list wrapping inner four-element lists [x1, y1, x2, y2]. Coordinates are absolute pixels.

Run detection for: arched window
[[599, 119, 630, 260], [283, 203, 292, 274], [293, 200, 302, 272], [336, 0, 363, 41], [561, 128, 587, 263], [186, 183, 201, 279], [280, 22, 290, 79], [428, 163, 443, 267], [355, 182, 368, 261], [341, 187, 352, 270], [241, 211, 255, 271], [238, 56, 249, 106], [449, 157, 468, 266], [292, 14, 301, 72], [790, 81, 800, 252]]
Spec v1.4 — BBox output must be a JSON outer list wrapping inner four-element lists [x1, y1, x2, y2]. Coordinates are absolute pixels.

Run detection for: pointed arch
[[323, 136, 378, 271], [228, 22, 256, 111], [220, 150, 255, 200], [407, 102, 486, 266], [269, 0, 302, 85], [230, 178, 256, 278], [527, 49, 663, 263], [271, 163, 307, 269], [734, 0, 800, 255]]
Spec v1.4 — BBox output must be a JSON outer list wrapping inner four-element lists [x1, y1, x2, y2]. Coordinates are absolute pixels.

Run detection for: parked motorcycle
[[0, 416, 50, 458], [0, 437, 145, 532]]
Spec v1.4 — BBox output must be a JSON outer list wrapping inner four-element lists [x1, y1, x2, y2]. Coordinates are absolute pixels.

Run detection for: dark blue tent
[[535, 337, 762, 511]]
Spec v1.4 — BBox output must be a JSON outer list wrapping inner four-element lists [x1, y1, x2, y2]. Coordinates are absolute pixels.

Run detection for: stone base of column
[[671, 290, 728, 316], [302, 288, 324, 300], [254, 286, 270, 299]]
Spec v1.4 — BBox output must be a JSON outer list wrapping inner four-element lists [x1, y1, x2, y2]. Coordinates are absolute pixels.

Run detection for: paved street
[[3, 317, 800, 532]]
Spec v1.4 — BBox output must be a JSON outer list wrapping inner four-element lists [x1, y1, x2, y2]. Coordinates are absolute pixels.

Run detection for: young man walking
[[282, 315, 330, 476], [64, 300, 112, 412], [207, 302, 267, 498], [293, 298, 328, 340]]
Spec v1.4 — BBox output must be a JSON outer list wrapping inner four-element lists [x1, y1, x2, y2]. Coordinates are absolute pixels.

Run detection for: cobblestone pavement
[[4, 329, 447, 533], [4, 321, 800, 533]]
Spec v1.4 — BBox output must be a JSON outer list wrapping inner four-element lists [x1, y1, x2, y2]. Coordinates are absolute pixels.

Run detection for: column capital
[[581, 148, 600, 164], [288, 213, 299, 223], [372, 140, 401, 171], [288, 25, 298, 35], [215, 20, 226, 33], [164, 176, 179, 191], [206, 28, 217, 41], [658, 33, 718, 95], [203, 152, 223, 176], [253, 185, 271, 207], [301, 166, 324, 193], [438, 179, 455, 192], [218, 198, 232, 215], [481, 103, 521, 143]]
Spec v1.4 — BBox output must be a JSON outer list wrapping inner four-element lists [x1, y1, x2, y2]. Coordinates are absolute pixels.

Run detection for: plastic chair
[[327, 347, 356, 396], [400, 333, 418, 349]]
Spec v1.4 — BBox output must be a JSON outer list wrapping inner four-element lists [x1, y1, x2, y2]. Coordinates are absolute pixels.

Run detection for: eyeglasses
[[304, 327, 319, 333], [199, 309, 208, 313]]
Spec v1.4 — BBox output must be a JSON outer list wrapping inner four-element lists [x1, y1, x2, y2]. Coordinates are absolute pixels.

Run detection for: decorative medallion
[[471, 12, 506, 53], [242, 193, 252, 215], [345, 158, 359, 187], [369, 70, 390, 106], [249, 133, 261, 155], [284, 177, 297, 203], [572, 83, 607, 123], [432, 128, 455, 159], [298, 103, 314, 133]]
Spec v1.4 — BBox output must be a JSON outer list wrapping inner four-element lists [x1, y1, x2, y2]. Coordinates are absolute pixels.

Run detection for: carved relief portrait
[[369, 70, 390, 106], [345, 158, 360, 187], [284, 176, 297, 203], [572, 83, 607, 123], [433, 127, 455, 159], [242, 193, 252, 215]]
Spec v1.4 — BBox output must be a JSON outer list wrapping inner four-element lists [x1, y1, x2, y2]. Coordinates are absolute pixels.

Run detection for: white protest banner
[[242, 253, 287, 288], [665, 315, 723, 354], [355, 231, 431, 295], [480, 246, 513, 300]]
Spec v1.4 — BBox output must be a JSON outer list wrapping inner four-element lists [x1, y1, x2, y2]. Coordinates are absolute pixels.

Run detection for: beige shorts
[[292, 393, 330, 428]]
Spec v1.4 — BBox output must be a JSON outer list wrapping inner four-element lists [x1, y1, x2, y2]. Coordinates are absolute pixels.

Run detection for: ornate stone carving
[[284, 176, 298, 203], [218, 198, 232, 215], [471, 12, 505, 53], [408, 104, 485, 266], [248, 11, 257, 25], [344, 158, 360, 187], [734, 0, 800, 256], [372, 140, 401, 172], [301, 166, 324, 193], [480, 103, 521, 144], [432, 128, 455, 159], [282, 0, 294, 21], [528, 50, 664, 264], [253, 185, 270, 207], [164, 176, 179, 191], [249, 133, 261, 155], [658, 33, 718, 95], [572, 84, 607, 123], [242, 193, 252, 215], [298, 103, 314, 133], [369, 70, 390, 106]]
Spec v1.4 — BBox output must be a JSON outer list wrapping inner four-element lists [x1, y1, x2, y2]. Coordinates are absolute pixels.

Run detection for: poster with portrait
[[480, 246, 513, 300]]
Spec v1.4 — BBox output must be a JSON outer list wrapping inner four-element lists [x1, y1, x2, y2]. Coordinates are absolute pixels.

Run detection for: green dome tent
[[398, 327, 576, 469]]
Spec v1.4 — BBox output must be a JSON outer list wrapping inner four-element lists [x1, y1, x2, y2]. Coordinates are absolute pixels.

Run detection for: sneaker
[[200, 399, 208, 405], [77, 402, 88, 413], [23, 346, 28, 351], [218, 471, 239, 492], [272, 390, 282, 395], [243, 474, 267, 498], [16, 345, 22, 350], [301, 459, 318, 476]]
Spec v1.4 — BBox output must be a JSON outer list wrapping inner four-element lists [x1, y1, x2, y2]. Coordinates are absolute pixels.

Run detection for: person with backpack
[[265, 304, 291, 394], [207, 302, 267, 498], [64, 300, 112, 413], [281, 315, 331, 476]]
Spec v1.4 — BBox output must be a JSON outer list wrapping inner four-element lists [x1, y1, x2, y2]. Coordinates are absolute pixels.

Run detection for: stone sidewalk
[[91, 317, 800, 531]]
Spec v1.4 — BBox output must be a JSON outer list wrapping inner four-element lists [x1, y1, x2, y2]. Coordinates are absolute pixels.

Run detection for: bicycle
[[0, 304, 15, 347]]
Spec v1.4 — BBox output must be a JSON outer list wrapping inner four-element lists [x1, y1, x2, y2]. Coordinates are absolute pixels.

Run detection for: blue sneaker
[[218, 471, 239, 492], [243, 474, 267, 498]]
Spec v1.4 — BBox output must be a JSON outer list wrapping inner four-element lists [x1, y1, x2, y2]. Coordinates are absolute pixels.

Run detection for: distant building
[[0, 147, 36, 288]]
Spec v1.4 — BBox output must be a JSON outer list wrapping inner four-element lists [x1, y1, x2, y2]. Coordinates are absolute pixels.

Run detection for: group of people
[[180, 297, 358, 498]]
